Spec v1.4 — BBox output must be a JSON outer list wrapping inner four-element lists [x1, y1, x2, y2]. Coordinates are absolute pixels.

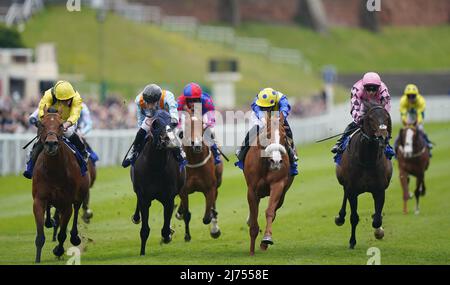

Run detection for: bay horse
[[335, 101, 393, 249], [32, 106, 90, 263], [395, 112, 430, 214], [244, 111, 294, 255], [130, 110, 185, 255], [175, 106, 223, 241]]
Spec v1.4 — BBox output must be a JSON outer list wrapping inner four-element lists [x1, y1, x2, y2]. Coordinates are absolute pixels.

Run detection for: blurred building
[[0, 43, 58, 101], [128, 0, 450, 27]]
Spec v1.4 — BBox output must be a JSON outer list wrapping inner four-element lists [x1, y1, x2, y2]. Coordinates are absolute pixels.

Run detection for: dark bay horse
[[130, 110, 185, 255], [244, 112, 294, 255], [335, 101, 393, 249], [176, 107, 223, 241], [32, 107, 90, 263], [395, 114, 430, 214]]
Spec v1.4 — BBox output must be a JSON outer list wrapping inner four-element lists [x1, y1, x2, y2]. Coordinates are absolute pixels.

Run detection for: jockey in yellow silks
[[395, 83, 433, 151], [23, 81, 89, 179]]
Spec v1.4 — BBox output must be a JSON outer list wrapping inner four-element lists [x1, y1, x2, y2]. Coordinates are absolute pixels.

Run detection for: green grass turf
[[0, 122, 449, 264]]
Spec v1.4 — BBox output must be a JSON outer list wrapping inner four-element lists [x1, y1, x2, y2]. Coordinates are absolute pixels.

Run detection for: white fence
[[1, 96, 449, 176]]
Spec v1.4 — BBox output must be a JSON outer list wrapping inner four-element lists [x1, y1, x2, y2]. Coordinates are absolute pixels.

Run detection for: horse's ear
[[43, 105, 48, 115], [57, 106, 63, 115]]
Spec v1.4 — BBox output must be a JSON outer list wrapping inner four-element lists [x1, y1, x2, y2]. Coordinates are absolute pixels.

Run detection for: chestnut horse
[[244, 111, 294, 255], [175, 107, 223, 241], [32, 107, 90, 263], [48, 151, 96, 242], [335, 101, 393, 249], [395, 113, 430, 214]]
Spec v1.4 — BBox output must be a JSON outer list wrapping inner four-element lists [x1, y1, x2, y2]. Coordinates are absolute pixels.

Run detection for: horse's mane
[[363, 100, 383, 111]]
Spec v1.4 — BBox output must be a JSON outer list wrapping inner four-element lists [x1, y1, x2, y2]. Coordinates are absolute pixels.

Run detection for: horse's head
[[148, 110, 177, 150], [361, 101, 392, 149], [262, 111, 287, 171], [40, 106, 64, 156], [183, 105, 204, 154]]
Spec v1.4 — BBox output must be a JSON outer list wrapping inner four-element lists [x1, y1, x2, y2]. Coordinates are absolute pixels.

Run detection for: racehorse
[[335, 101, 393, 249], [244, 111, 294, 255], [130, 110, 185, 255], [395, 112, 430, 214], [47, 139, 97, 242], [175, 106, 223, 241], [32, 106, 90, 263]]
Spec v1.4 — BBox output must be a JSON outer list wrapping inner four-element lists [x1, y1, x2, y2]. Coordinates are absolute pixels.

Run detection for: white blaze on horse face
[[404, 128, 414, 157], [379, 124, 387, 130]]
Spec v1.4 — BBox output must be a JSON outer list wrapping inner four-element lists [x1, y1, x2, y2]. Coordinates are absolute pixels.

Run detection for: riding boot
[[422, 132, 433, 149], [122, 128, 147, 168], [69, 133, 89, 163], [331, 122, 359, 154], [23, 141, 43, 179], [211, 144, 222, 165]]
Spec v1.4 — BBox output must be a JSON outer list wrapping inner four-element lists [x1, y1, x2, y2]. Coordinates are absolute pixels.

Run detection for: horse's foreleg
[[400, 171, 410, 214], [210, 188, 221, 239], [45, 204, 54, 228], [33, 198, 46, 263], [372, 191, 385, 240], [348, 194, 359, 249], [52, 209, 60, 242], [131, 198, 140, 224], [70, 203, 82, 246], [81, 190, 93, 224], [261, 182, 284, 250], [202, 187, 215, 225], [415, 175, 424, 215], [179, 190, 191, 242], [247, 187, 260, 256], [139, 200, 150, 256], [53, 206, 72, 258], [161, 199, 174, 244], [335, 191, 347, 226]]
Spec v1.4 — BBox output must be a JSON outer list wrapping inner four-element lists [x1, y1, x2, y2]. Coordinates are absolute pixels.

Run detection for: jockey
[[122, 83, 186, 168], [235, 87, 298, 176], [177, 82, 222, 165], [23, 80, 89, 179], [29, 102, 92, 136], [396, 83, 433, 150], [331, 72, 393, 155]]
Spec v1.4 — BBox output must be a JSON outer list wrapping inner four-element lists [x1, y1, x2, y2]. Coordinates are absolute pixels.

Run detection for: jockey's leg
[[211, 143, 222, 165], [331, 122, 359, 154], [122, 127, 147, 168], [65, 124, 89, 163], [23, 141, 43, 179]]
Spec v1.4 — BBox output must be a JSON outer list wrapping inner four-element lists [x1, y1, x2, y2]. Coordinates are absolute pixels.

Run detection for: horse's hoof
[[82, 209, 93, 224], [261, 236, 274, 245], [415, 209, 420, 215], [131, 215, 141, 224], [203, 217, 212, 225], [349, 243, 356, 249], [53, 245, 64, 257], [161, 236, 172, 244], [175, 212, 183, 220], [184, 234, 191, 242], [374, 227, 384, 240], [260, 243, 268, 251], [71, 235, 81, 246], [334, 216, 345, 226], [45, 218, 55, 228], [210, 229, 221, 239]]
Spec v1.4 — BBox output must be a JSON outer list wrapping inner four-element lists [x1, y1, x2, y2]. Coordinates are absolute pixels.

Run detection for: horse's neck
[[413, 129, 425, 150], [143, 143, 168, 169], [354, 133, 381, 164]]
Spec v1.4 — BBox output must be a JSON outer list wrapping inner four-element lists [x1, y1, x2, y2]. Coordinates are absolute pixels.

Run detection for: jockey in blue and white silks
[[235, 87, 298, 176]]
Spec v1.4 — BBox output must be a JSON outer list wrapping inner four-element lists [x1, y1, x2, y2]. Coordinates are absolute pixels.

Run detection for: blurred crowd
[[0, 95, 138, 134]]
